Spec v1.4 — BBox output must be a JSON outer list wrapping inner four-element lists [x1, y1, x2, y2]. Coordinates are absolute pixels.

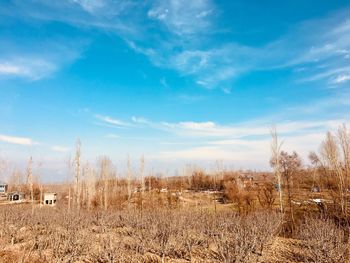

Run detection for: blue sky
[[0, 0, 350, 181]]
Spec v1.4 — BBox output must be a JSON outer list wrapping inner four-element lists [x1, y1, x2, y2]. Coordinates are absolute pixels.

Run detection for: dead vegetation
[[0, 206, 281, 262]]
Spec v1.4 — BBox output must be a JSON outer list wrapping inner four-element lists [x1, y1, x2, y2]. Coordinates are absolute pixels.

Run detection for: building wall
[[0, 185, 7, 193], [8, 193, 24, 201], [44, 193, 57, 205]]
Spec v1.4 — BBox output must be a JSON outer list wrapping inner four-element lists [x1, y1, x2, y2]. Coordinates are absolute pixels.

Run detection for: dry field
[[0, 201, 349, 263]]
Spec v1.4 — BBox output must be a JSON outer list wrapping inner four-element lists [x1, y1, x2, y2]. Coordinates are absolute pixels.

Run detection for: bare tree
[[65, 156, 73, 212], [75, 139, 82, 210], [338, 124, 350, 214], [26, 156, 34, 215], [0, 158, 7, 183], [257, 182, 276, 210], [127, 155, 132, 204], [139, 155, 145, 213], [309, 151, 320, 189], [86, 163, 96, 210], [140, 155, 145, 193], [270, 126, 283, 213], [297, 216, 350, 262], [36, 161, 44, 208], [279, 151, 302, 226], [99, 156, 111, 210], [320, 125, 350, 216]]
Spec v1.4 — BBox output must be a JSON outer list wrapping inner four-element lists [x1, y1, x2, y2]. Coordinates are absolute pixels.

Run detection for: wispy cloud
[[332, 74, 350, 84], [99, 111, 349, 141], [52, 145, 70, 152], [0, 36, 86, 80], [90, 109, 349, 167], [131, 116, 151, 125], [0, 63, 23, 75], [95, 114, 132, 128], [140, 7, 350, 89], [265, 11, 350, 86], [153, 119, 348, 167], [159, 119, 345, 138], [177, 94, 205, 103], [0, 134, 34, 145], [0, 58, 57, 80], [4, 1, 350, 88], [299, 66, 350, 83], [71, 0, 106, 14], [147, 0, 214, 36]]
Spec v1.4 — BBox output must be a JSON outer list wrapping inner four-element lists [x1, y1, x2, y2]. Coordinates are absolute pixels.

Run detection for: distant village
[[0, 182, 57, 206]]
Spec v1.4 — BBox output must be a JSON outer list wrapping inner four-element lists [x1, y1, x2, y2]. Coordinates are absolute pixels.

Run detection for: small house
[[7, 191, 25, 202], [0, 182, 8, 194], [311, 186, 320, 193], [44, 192, 57, 206]]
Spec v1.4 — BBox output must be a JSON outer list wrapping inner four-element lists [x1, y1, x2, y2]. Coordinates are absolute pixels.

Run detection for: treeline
[[3, 124, 350, 221]]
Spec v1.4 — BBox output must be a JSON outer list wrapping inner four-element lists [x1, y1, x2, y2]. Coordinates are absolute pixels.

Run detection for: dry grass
[[0, 205, 281, 262]]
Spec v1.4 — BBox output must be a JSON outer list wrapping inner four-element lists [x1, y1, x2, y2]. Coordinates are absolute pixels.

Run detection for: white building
[[7, 191, 25, 202], [44, 193, 57, 206], [0, 182, 8, 194]]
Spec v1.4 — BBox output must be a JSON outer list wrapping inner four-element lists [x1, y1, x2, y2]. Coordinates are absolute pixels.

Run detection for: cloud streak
[[0, 58, 57, 80], [0, 36, 86, 80], [5, 1, 350, 88], [147, 0, 214, 36], [95, 114, 133, 128], [0, 134, 34, 145], [52, 145, 70, 152]]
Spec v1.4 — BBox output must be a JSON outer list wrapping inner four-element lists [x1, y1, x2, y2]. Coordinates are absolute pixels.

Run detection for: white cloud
[[333, 74, 350, 84], [0, 35, 85, 81], [147, 0, 214, 35], [162, 121, 214, 131], [131, 116, 150, 124], [171, 50, 211, 74], [95, 114, 131, 127], [196, 9, 212, 19], [99, 112, 348, 140], [71, 0, 106, 13], [177, 94, 205, 103], [0, 63, 22, 75], [154, 120, 349, 168], [157, 118, 349, 141], [7, 1, 350, 88], [132, 7, 350, 89], [160, 121, 244, 137], [0, 59, 56, 80], [52, 145, 70, 152], [299, 66, 350, 82], [91, 111, 349, 168], [265, 12, 350, 86], [0, 134, 34, 145]]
